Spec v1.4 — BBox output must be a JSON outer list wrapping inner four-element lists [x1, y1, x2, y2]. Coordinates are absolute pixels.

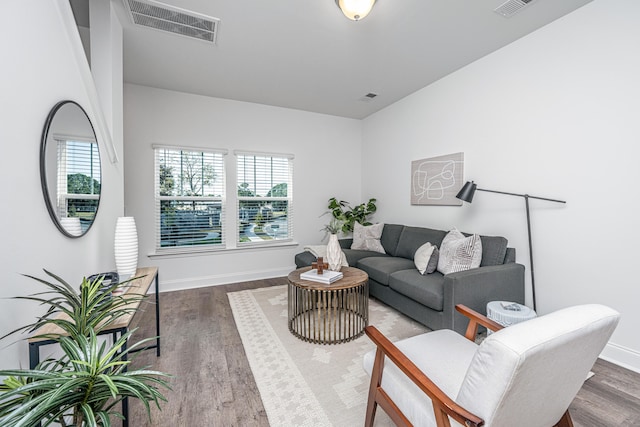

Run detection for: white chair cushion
[[456, 304, 620, 427], [363, 330, 477, 427]]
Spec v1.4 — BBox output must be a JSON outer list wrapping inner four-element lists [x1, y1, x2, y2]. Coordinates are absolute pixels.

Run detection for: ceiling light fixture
[[335, 0, 377, 21]]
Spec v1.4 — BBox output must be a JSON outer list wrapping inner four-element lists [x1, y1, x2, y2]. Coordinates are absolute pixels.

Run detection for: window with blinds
[[236, 151, 293, 244], [154, 146, 226, 250], [56, 139, 101, 230]]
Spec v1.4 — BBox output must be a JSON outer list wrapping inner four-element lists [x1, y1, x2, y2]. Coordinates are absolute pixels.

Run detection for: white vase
[[114, 217, 138, 281], [60, 217, 82, 236], [326, 234, 343, 272]]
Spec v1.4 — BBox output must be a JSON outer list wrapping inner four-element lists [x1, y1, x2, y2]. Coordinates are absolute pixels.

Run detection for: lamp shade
[[335, 0, 376, 21], [114, 216, 138, 280], [456, 181, 477, 203]]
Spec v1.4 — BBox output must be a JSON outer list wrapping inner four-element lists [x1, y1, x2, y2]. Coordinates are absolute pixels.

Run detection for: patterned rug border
[[228, 285, 332, 426], [228, 285, 429, 427]]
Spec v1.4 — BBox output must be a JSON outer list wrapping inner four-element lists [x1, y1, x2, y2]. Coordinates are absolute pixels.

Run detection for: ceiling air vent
[[124, 0, 219, 43], [494, 0, 535, 18], [359, 92, 379, 102]]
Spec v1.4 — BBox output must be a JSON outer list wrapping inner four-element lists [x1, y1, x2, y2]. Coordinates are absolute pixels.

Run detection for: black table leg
[[119, 327, 129, 427], [155, 271, 161, 357]]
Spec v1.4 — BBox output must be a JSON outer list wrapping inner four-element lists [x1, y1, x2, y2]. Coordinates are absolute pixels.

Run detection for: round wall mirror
[[40, 101, 101, 238]]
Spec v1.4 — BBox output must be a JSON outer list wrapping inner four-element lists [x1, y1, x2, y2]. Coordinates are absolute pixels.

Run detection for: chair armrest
[[365, 325, 484, 427], [456, 304, 504, 341]]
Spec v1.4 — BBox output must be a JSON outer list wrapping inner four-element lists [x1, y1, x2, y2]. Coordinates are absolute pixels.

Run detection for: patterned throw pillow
[[414, 242, 440, 275], [351, 222, 386, 254], [437, 228, 482, 274]]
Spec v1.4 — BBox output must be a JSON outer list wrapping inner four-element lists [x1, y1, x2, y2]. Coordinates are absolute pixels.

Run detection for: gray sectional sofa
[[295, 224, 525, 335]]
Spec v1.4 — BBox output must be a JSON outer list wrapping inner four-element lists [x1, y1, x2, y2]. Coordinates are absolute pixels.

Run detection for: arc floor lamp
[[456, 181, 566, 311]]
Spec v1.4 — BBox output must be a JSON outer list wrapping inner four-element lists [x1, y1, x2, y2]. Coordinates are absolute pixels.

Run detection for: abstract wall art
[[411, 152, 464, 206]]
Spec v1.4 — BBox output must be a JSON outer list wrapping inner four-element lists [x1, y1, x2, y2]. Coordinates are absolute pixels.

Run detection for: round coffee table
[[288, 266, 369, 344]]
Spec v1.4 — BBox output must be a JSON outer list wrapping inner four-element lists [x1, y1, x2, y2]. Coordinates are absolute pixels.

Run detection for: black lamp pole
[[456, 181, 566, 311]]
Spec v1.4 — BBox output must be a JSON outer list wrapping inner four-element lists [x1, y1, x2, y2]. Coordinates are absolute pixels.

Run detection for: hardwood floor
[[127, 278, 640, 426]]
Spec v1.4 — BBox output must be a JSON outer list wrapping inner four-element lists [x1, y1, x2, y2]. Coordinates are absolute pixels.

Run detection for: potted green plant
[[0, 271, 170, 427], [326, 197, 377, 234]]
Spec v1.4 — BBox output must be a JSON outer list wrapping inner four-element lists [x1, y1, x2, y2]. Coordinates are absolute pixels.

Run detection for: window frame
[[235, 150, 294, 247], [153, 144, 228, 254], [54, 135, 101, 221]]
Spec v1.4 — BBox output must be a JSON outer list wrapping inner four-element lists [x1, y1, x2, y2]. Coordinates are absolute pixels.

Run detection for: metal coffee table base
[[288, 281, 368, 344]]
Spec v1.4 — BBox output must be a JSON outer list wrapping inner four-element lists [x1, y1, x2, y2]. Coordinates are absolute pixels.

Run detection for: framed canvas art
[[411, 152, 464, 206]]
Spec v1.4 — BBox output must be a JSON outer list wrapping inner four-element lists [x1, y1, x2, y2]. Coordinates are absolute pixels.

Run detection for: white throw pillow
[[414, 242, 439, 275], [437, 228, 482, 274], [351, 222, 385, 254]]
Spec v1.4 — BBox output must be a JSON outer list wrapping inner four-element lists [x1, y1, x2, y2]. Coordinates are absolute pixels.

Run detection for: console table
[[27, 266, 160, 427]]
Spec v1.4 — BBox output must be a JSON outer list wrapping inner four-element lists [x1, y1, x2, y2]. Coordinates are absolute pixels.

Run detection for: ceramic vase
[[60, 217, 82, 237], [114, 216, 138, 282], [326, 234, 342, 271]]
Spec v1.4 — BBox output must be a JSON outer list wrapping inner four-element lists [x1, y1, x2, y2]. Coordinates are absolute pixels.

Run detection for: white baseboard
[[157, 266, 295, 292], [600, 341, 640, 374]]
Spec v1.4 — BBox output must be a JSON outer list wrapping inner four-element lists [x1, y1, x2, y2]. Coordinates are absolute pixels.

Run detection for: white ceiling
[[85, 0, 592, 119]]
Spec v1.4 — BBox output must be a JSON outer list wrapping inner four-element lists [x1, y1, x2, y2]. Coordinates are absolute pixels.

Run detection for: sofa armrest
[[294, 251, 317, 268], [442, 263, 525, 335]]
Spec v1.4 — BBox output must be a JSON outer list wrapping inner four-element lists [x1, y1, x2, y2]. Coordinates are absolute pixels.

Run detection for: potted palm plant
[[0, 271, 170, 426]]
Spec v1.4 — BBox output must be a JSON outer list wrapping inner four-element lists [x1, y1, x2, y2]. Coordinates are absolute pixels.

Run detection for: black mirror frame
[[40, 100, 101, 238]]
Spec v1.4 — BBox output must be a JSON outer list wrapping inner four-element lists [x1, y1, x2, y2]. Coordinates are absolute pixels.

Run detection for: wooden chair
[[363, 304, 619, 427]]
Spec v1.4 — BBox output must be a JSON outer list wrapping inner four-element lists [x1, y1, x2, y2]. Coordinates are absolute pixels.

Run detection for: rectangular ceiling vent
[[124, 0, 219, 44], [494, 0, 535, 18], [359, 92, 379, 102]]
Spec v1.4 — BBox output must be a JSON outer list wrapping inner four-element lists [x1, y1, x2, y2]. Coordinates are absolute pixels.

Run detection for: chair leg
[[365, 349, 385, 427], [553, 410, 574, 427], [433, 402, 452, 427]]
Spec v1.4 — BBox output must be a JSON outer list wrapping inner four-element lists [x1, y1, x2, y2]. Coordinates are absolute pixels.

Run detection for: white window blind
[[236, 151, 293, 244], [154, 146, 226, 251], [55, 138, 101, 231]]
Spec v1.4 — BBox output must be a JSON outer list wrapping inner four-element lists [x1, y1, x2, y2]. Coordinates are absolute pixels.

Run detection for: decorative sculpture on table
[[312, 257, 329, 274]]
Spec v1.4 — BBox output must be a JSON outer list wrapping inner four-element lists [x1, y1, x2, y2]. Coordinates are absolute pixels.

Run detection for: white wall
[[123, 84, 363, 290], [0, 1, 123, 368], [362, 0, 640, 372]]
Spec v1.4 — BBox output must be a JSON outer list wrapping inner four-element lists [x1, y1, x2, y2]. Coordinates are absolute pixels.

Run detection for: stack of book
[[300, 269, 343, 284]]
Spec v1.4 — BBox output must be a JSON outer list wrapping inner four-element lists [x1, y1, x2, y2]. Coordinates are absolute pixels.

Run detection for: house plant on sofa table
[[326, 197, 377, 234], [0, 271, 170, 427]]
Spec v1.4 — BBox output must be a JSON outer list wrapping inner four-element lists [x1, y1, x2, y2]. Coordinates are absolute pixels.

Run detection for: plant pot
[[326, 234, 343, 271]]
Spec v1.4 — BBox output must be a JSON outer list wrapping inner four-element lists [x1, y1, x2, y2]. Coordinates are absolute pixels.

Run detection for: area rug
[[228, 284, 430, 427]]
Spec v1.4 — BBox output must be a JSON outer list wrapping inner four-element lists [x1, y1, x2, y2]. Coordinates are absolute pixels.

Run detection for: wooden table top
[[28, 266, 158, 343], [288, 266, 368, 291]]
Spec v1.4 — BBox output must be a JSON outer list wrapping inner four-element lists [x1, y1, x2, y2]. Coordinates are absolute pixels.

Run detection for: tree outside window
[[236, 153, 292, 244], [155, 147, 226, 249]]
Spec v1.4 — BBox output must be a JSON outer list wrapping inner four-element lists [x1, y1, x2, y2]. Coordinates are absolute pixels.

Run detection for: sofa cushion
[[342, 249, 389, 267], [357, 256, 416, 286], [396, 227, 447, 260], [478, 235, 508, 267], [351, 222, 385, 253], [380, 224, 405, 256], [414, 242, 439, 275], [389, 269, 445, 311]]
